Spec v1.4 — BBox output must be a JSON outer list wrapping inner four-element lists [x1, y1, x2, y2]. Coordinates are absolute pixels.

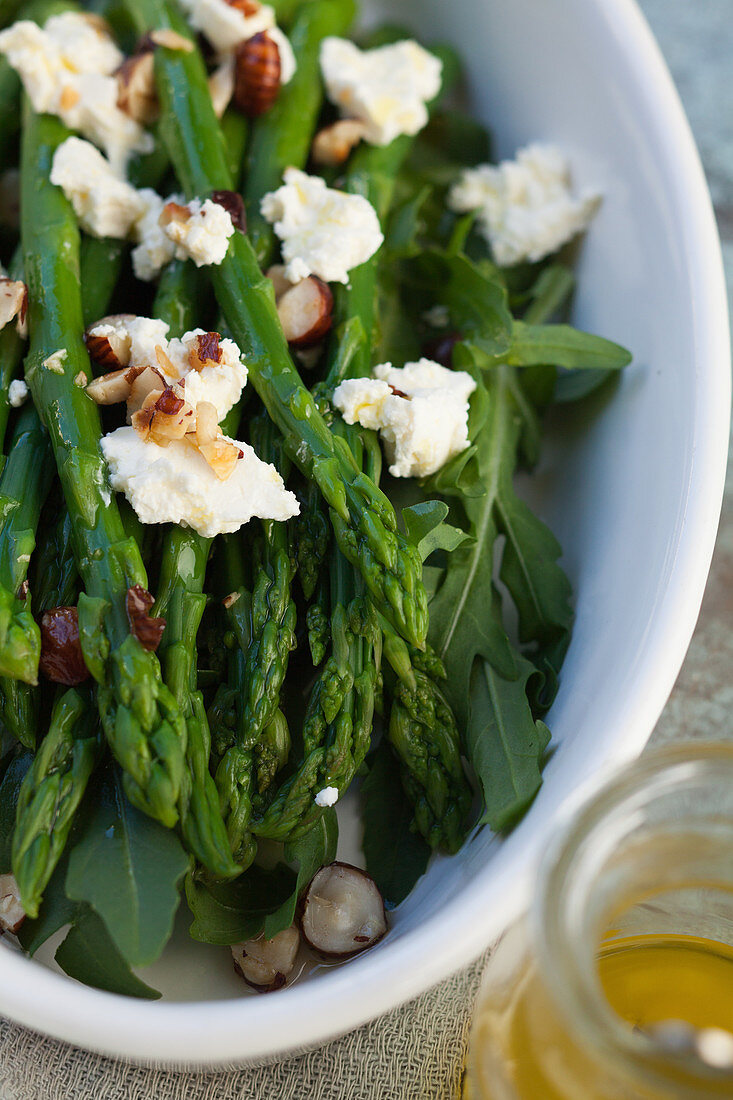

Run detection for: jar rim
[[532, 742, 733, 1097]]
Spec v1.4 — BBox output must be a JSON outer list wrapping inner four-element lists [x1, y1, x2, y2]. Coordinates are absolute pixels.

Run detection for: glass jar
[[464, 743, 733, 1099]]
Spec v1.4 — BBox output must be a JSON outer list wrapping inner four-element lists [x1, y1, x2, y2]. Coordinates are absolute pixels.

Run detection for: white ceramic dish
[[0, 0, 729, 1067]]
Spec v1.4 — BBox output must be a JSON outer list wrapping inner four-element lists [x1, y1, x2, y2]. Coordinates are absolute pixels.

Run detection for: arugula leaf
[[263, 809, 338, 939], [496, 474, 573, 664], [0, 751, 32, 872], [508, 322, 632, 371], [402, 500, 469, 561], [385, 185, 432, 259], [361, 740, 431, 906], [55, 909, 160, 1000], [404, 249, 512, 362], [186, 863, 296, 945], [554, 368, 616, 404], [522, 264, 576, 324], [429, 361, 573, 827], [468, 657, 551, 832], [65, 765, 189, 967]]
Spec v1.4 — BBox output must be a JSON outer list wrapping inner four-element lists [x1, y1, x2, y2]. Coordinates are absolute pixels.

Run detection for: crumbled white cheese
[[178, 0, 274, 54], [320, 37, 442, 147], [125, 316, 171, 370], [161, 198, 236, 268], [0, 13, 153, 173], [448, 143, 602, 266], [261, 167, 384, 284], [333, 358, 476, 478], [8, 379, 28, 407], [50, 137, 145, 239], [42, 349, 67, 374], [130, 188, 179, 281], [314, 786, 339, 808], [268, 25, 296, 84], [101, 426, 299, 538]]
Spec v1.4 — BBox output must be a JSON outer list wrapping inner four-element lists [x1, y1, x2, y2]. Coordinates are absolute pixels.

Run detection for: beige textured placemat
[[0, 950, 489, 1100]]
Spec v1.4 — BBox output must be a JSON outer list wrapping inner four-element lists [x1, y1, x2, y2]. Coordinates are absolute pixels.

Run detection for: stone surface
[[639, 0, 733, 747]]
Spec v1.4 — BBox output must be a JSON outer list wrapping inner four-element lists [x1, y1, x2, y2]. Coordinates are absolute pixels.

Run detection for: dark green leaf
[[402, 500, 469, 562], [0, 751, 32, 872], [554, 368, 615, 403], [55, 909, 160, 999], [468, 656, 551, 832], [496, 479, 573, 654], [405, 249, 513, 361], [361, 740, 431, 906], [186, 863, 296, 945], [263, 809, 338, 939], [65, 766, 189, 967], [16, 857, 77, 956], [385, 185, 432, 258], [522, 265, 575, 324], [508, 322, 632, 371]]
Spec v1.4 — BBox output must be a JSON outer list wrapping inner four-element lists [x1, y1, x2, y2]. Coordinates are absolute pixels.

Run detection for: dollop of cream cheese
[[8, 379, 28, 407], [261, 167, 384, 284], [101, 427, 299, 539], [333, 358, 476, 479], [320, 37, 442, 147], [0, 12, 153, 173], [448, 143, 601, 266]]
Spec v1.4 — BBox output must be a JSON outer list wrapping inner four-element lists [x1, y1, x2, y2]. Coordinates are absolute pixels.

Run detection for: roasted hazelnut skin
[[126, 585, 166, 652], [233, 32, 281, 117], [40, 607, 89, 686]]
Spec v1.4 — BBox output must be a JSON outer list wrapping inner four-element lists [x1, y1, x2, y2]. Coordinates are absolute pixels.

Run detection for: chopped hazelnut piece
[[233, 32, 281, 118], [85, 367, 131, 405], [197, 434, 243, 481], [211, 190, 246, 233], [0, 277, 28, 337], [187, 331, 223, 372], [265, 264, 291, 302], [224, 0, 261, 13], [133, 386, 194, 445], [232, 926, 301, 992], [40, 606, 89, 686], [126, 584, 166, 651], [277, 276, 334, 347], [126, 364, 167, 417], [149, 28, 193, 52], [85, 314, 135, 369], [116, 47, 158, 125], [208, 56, 235, 119], [0, 875, 25, 935], [194, 400, 218, 447], [312, 119, 366, 167], [155, 343, 179, 378]]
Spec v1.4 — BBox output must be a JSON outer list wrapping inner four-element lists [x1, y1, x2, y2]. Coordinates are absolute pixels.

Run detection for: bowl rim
[[0, 0, 730, 1067]]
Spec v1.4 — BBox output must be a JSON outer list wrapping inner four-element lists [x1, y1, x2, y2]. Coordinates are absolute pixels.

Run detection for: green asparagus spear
[[244, 0, 356, 264], [123, 0, 428, 650], [387, 664, 471, 853], [11, 686, 100, 918], [213, 415, 297, 861], [0, 405, 54, 689], [21, 103, 186, 829], [237, 414, 297, 753], [145, 271, 242, 877], [252, 554, 381, 841]]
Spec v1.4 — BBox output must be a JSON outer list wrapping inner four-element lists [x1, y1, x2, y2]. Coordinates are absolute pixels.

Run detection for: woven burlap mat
[[0, 949, 489, 1100]]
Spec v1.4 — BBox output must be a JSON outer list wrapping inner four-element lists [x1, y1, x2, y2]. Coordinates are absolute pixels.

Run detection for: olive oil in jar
[[463, 746, 733, 1100]]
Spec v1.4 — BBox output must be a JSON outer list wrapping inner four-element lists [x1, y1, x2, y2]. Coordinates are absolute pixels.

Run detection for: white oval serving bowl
[[0, 0, 729, 1067]]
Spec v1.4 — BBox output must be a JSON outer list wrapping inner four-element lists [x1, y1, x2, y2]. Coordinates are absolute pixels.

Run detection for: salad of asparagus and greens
[[0, 0, 630, 997]]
